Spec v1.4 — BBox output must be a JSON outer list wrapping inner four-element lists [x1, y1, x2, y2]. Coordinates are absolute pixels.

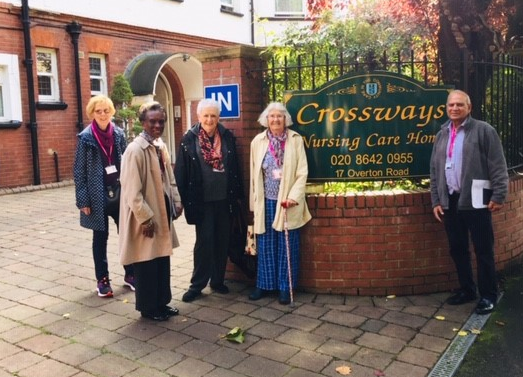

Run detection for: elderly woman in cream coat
[[119, 101, 182, 321], [248, 102, 311, 305]]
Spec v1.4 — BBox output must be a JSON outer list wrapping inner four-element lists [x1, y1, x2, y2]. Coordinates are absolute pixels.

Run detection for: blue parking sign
[[204, 84, 240, 118]]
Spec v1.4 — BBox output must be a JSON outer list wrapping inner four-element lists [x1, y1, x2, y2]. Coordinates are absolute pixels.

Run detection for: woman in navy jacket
[[73, 95, 134, 298]]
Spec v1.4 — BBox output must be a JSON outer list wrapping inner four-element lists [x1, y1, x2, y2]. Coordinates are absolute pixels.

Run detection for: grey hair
[[197, 98, 221, 116], [257, 102, 293, 127], [447, 90, 471, 106]]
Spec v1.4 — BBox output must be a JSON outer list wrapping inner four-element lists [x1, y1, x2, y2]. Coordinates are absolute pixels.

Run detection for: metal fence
[[250, 50, 523, 170]]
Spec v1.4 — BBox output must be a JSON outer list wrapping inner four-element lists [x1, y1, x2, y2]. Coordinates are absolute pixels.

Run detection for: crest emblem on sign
[[361, 78, 382, 99]]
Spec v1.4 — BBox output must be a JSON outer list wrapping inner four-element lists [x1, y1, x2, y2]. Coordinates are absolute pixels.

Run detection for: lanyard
[[92, 128, 113, 165], [448, 125, 458, 158]]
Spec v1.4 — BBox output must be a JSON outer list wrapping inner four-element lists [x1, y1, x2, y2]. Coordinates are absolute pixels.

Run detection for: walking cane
[[282, 202, 295, 307]]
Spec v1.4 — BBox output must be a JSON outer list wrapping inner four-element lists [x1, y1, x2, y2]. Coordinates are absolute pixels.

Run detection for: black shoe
[[211, 284, 229, 294], [446, 291, 477, 305], [182, 290, 201, 303], [279, 290, 291, 305], [162, 305, 179, 317], [141, 311, 169, 321], [475, 298, 495, 314], [248, 287, 265, 301]]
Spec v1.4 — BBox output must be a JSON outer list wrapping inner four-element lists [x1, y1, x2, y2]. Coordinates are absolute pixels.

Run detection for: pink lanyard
[[448, 125, 458, 158], [92, 128, 113, 165]]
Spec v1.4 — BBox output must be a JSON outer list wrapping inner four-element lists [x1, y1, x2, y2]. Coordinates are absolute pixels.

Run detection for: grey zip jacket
[[430, 116, 508, 210]]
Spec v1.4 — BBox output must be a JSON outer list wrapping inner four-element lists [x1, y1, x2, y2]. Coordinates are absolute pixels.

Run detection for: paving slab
[[0, 184, 502, 377]]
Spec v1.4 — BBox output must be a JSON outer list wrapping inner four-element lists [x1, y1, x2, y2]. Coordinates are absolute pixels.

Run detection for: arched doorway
[[125, 52, 203, 159], [155, 73, 176, 155]]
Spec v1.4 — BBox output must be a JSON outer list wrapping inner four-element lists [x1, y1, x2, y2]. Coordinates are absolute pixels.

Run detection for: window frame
[[89, 53, 108, 96], [274, 0, 305, 16], [220, 0, 242, 14], [0, 53, 23, 127], [36, 47, 60, 102]]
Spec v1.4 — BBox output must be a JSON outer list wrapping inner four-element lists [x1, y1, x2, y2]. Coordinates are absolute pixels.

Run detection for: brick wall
[[228, 175, 523, 296], [0, 4, 233, 188]]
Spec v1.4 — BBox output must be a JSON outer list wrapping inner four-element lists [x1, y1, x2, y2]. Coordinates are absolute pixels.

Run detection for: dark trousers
[[92, 211, 134, 281], [189, 199, 230, 292], [443, 193, 497, 302], [134, 256, 172, 314]]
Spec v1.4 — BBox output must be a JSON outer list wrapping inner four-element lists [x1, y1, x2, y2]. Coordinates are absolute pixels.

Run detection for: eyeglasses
[[94, 109, 111, 115]]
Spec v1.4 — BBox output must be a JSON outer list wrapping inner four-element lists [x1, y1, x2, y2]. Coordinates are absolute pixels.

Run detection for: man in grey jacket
[[430, 90, 508, 315]]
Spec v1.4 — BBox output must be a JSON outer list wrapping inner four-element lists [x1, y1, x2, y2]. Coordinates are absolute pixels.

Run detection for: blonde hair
[[86, 95, 116, 119], [257, 102, 293, 127]]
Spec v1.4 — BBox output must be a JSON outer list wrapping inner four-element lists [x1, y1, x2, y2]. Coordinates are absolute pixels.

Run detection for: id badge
[[105, 165, 117, 175], [272, 168, 282, 180]]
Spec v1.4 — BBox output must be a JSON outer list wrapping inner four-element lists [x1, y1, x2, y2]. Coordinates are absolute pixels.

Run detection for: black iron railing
[[250, 50, 523, 170]]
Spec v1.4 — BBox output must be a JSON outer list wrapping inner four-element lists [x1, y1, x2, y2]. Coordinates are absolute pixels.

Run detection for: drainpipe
[[66, 21, 84, 132], [250, 0, 255, 45], [21, 0, 41, 185]]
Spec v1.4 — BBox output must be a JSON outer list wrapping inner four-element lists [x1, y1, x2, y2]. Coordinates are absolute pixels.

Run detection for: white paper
[[471, 179, 492, 208]]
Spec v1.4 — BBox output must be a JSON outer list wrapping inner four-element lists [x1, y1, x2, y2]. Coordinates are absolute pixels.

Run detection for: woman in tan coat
[[248, 102, 311, 305], [119, 102, 182, 321]]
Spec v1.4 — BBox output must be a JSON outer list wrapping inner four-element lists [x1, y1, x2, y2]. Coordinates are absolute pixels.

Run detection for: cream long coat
[[119, 136, 180, 265], [250, 128, 312, 233]]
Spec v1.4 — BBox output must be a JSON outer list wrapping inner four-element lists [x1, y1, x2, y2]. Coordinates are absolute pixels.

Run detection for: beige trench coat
[[250, 128, 312, 233], [119, 136, 180, 265]]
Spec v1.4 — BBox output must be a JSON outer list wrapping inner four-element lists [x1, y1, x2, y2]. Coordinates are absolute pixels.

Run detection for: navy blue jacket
[[73, 123, 126, 231]]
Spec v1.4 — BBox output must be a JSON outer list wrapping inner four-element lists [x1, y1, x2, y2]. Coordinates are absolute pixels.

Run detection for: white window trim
[[36, 47, 60, 102], [89, 53, 108, 96], [274, 0, 306, 16], [0, 53, 22, 122]]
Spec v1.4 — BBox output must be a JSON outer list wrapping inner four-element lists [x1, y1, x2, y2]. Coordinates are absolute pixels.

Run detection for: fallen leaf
[[435, 315, 445, 321], [224, 327, 245, 344], [123, 299, 129, 304], [458, 330, 468, 336], [336, 365, 352, 375], [470, 329, 481, 335], [374, 370, 386, 376], [495, 321, 506, 326]]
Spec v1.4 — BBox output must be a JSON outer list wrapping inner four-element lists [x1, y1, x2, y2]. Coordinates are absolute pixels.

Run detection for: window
[[36, 48, 60, 102], [89, 54, 107, 96], [221, 0, 241, 13], [275, 0, 305, 15], [0, 53, 22, 126]]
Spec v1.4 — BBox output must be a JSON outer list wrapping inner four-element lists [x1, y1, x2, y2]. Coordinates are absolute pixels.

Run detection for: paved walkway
[[0, 183, 484, 377]]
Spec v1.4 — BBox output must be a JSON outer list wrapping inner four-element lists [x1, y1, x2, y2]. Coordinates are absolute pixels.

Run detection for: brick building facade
[[0, 2, 263, 189]]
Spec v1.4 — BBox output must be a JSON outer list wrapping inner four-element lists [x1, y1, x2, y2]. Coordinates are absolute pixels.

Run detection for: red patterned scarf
[[198, 126, 224, 171]]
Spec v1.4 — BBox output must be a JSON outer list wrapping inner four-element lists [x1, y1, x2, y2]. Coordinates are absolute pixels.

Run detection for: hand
[[433, 205, 444, 222], [281, 200, 298, 209], [141, 219, 154, 238], [488, 201, 503, 212], [174, 205, 183, 219], [81, 207, 91, 215]]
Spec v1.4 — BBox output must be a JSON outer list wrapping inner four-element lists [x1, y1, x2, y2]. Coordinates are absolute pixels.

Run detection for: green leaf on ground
[[224, 327, 245, 343]]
